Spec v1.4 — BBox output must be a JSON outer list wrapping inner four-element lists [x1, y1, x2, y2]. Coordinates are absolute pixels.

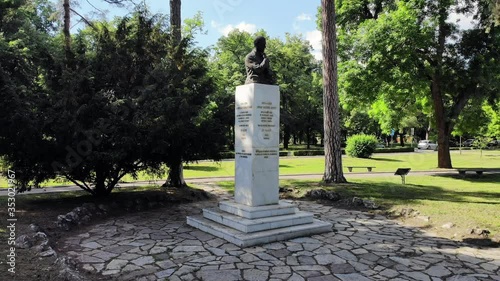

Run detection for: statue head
[[254, 36, 266, 53]]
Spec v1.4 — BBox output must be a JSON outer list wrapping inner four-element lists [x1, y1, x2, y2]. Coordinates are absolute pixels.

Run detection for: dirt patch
[[0, 186, 212, 281]]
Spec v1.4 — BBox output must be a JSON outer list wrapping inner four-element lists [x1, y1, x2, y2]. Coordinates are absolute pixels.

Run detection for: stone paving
[[61, 189, 500, 281]]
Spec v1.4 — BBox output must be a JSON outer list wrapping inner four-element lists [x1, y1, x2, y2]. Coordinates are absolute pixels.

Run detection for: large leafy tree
[[42, 9, 172, 196], [144, 35, 226, 188], [336, 0, 499, 168], [209, 30, 256, 150], [268, 34, 322, 149], [321, 0, 347, 183], [0, 0, 58, 188]]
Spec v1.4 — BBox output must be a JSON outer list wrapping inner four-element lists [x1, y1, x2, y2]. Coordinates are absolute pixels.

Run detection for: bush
[[346, 134, 378, 158], [220, 151, 235, 159], [375, 147, 415, 153], [279, 151, 290, 157], [293, 150, 325, 156]]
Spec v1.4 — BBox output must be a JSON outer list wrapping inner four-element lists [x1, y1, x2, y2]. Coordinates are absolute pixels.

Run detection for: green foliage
[[328, 0, 500, 167], [0, 6, 225, 196], [375, 147, 414, 153], [345, 134, 378, 158], [209, 30, 323, 149], [472, 136, 491, 157], [0, 0, 58, 188], [293, 150, 326, 156]]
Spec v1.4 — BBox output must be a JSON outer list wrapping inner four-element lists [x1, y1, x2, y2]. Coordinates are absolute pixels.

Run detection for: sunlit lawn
[[218, 174, 500, 236], [1, 150, 499, 188]]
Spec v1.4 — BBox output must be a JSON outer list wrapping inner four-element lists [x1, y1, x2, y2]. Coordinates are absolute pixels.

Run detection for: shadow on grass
[[369, 157, 403, 162], [279, 164, 293, 168], [432, 173, 500, 184], [0, 186, 206, 214], [283, 176, 500, 210], [184, 166, 219, 172]]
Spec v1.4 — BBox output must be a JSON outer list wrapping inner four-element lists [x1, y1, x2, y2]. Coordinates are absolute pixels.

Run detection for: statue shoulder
[[245, 50, 256, 61]]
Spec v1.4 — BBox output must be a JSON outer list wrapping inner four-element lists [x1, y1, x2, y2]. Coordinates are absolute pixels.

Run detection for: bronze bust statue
[[245, 36, 276, 85]]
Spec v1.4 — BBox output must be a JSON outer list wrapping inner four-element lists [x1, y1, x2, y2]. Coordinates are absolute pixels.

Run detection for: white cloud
[[211, 20, 257, 36], [306, 30, 323, 60], [296, 13, 312, 21]]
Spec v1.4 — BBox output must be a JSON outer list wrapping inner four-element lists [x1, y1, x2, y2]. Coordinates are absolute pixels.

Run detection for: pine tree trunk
[[321, 0, 346, 183], [63, 0, 71, 55], [170, 0, 181, 44], [167, 0, 185, 186]]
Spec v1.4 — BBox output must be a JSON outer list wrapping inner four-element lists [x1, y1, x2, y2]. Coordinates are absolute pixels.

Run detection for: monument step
[[203, 208, 314, 233], [218, 200, 298, 219], [187, 215, 332, 247]]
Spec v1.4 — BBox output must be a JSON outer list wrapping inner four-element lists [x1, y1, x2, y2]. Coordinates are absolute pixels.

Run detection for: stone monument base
[[187, 200, 332, 247]]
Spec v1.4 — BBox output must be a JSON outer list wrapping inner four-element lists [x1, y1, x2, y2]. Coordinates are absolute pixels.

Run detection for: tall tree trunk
[[321, 0, 346, 183], [431, 77, 452, 168], [170, 0, 181, 44], [63, 0, 71, 60], [165, 0, 186, 187], [431, 4, 453, 168], [283, 126, 290, 150]]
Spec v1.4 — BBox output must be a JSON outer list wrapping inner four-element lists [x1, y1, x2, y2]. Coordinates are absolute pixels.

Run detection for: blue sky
[[74, 0, 323, 58]]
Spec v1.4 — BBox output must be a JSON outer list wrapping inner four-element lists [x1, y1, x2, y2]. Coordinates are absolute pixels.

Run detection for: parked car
[[418, 140, 438, 150], [463, 139, 475, 147], [488, 139, 499, 147]]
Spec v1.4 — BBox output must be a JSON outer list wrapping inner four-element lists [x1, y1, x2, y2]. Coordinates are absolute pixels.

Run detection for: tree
[[161, 0, 188, 187], [63, 0, 71, 57], [321, 0, 347, 183], [42, 9, 173, 197], [0, 0, 59, 190], [170, 0, 181, 44], [209, 30, 259, 151], [267, 34, 322, 149], [143, 36, 226, 188], [335, 0, 499, 168]]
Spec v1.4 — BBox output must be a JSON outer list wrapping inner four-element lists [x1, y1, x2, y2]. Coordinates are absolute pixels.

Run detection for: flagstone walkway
[[60, 189, 500, 281]]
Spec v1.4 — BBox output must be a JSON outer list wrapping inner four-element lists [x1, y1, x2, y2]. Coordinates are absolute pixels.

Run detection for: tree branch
[[70, 8, 97, 30]]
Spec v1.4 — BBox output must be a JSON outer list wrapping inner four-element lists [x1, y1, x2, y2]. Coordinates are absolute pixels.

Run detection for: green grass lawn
[[1, 150, 499, 188], [218, 174, 500, 237]]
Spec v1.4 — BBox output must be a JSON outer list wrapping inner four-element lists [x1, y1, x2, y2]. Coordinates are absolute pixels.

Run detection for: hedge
[[375, 147, 415, 153]]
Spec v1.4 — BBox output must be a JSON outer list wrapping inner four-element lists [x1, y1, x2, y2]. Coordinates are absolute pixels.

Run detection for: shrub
[[375, 147, 415, 153], [279, 151, 290, 157], [293, 150, 325, 156], [346, 134, 378, 158]]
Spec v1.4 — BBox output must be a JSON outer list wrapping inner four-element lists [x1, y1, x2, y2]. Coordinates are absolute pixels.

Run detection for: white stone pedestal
[[234, 83, 280, 206], [187, 83, 332, 247]]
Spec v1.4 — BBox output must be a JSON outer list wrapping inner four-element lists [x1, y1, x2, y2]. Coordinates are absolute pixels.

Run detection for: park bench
[[456, 168, 500, 175], [346, 166, 375, 172]]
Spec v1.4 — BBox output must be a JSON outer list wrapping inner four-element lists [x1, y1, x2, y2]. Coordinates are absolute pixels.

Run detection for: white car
[[418, 140, 438, 150]]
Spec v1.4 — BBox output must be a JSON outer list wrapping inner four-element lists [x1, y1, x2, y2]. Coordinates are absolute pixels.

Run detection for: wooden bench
[[456, 168, 500, 175], [457, 169, 484, 175], [347, 166, 375, 172]]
